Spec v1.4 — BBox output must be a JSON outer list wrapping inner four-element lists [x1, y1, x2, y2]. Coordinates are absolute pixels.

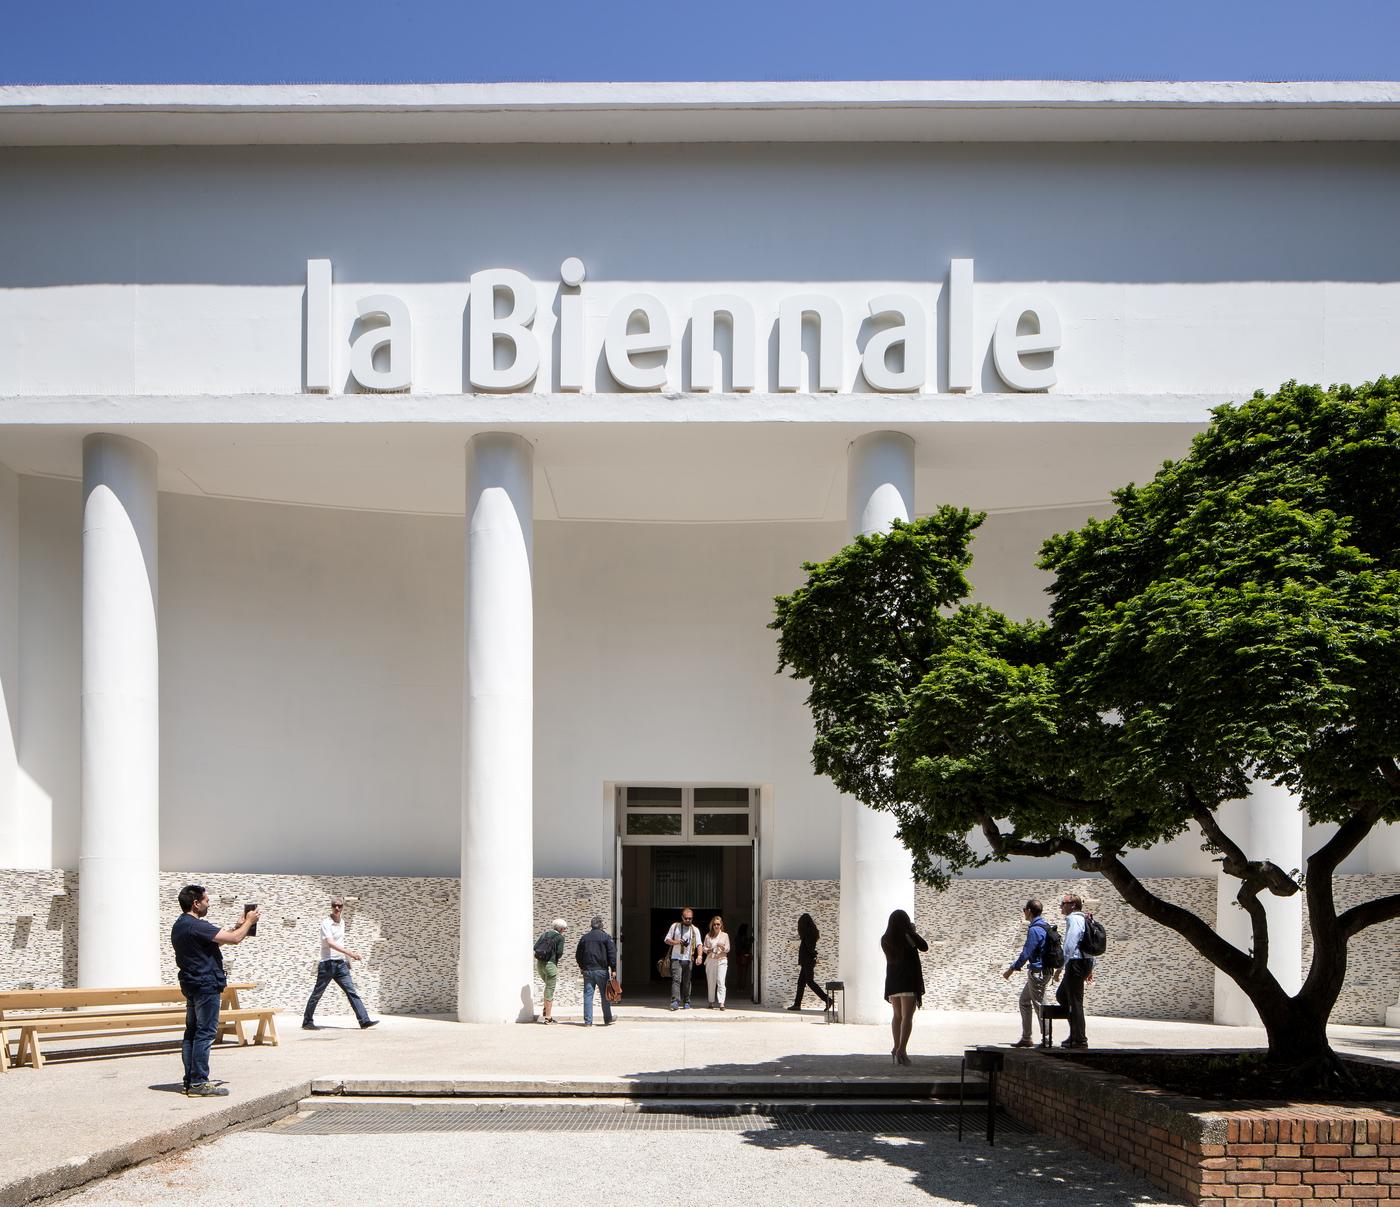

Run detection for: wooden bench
[[0, 984, 278, 1072]]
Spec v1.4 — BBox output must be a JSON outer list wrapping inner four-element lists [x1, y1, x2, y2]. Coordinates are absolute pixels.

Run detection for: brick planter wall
[[998, 1049, 1400, 1205]]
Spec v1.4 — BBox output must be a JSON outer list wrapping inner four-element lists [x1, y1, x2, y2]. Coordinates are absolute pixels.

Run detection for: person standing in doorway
[[533, 918, 568, 1024], [575, 915, 618, 1026], [1003, 898, 1050, 1047], [1054, 893, 1092, 1049], [302, 896, 378, 1031], [703, 915, 731, 1010], [664, 906, 702, 1011], [882, 909, 928, 1065], [786, 912, 832, 1012], [170, 884, 260, 1097]]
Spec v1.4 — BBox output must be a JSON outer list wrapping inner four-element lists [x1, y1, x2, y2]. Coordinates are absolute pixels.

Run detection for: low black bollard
[[959, 1047, 1005, 1145]]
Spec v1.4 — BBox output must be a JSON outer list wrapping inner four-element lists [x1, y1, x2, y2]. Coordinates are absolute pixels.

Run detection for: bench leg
[[0, 1033, 9, 1073], [17, 1029, 43, 1070], [255, 1015, 278, 1047]]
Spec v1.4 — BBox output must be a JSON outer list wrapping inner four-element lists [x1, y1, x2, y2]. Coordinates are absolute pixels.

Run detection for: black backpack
[[1039, 921, 1065, 971], [1080, 913, 1108, 958], [533, 932, 558, 963]]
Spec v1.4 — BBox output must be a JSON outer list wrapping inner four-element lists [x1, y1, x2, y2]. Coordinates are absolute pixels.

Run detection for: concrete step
[[309, 1074, 988, 1100]]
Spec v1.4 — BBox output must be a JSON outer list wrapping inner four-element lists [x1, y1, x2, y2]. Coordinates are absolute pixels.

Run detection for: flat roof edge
[[3, 81, 1399, 145]]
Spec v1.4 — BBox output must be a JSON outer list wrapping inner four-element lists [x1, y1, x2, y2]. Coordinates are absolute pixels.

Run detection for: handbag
[[605, 975, 622, 1003], [657, 954, 673, 978]]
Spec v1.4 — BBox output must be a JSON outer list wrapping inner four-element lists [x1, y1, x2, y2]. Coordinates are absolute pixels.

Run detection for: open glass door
[[751, 835, 761, 1002]]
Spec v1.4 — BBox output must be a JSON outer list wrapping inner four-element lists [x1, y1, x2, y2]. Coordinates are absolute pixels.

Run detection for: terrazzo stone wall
[[763, 875, 1219, 1022], [762, 879, 840, 1009], [0, 871, 612, 1016], [0, 868, 78, 989], [914, 876, 1219, 1022], [1300, 873, 1400, 1025], [529, 878, 615, 1010], [6, 869, 1396, 1025]]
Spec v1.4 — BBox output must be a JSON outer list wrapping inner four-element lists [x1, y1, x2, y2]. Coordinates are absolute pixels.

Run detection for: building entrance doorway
[[614, 785, 758, 1002]]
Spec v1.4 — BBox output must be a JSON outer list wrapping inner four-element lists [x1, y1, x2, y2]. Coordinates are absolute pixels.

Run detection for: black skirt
[[884, 949, 926, 1004]]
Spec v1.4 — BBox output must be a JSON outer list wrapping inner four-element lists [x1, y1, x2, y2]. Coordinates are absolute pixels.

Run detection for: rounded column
[[80, 433, 160, 987], [460, 433, 535, 1022], [839, 431, 917, 1023], [1212, 780, 1304, 1026]]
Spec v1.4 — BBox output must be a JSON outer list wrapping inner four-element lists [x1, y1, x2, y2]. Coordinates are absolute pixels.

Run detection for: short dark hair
[[178, 884, 206, 913], [1024, 898, 1043, 917]]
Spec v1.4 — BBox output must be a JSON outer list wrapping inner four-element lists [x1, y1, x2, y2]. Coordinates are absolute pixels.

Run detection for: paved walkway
[[3, 1005, 1397, 1205]]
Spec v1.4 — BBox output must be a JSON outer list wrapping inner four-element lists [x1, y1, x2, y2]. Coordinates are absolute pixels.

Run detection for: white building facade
[[2, 82, 1399, 1025]]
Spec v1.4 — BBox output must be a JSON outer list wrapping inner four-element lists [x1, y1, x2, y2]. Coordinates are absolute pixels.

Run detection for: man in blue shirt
[[1002, 897, 1049, 1047], [1053, 892, 1093, 1049], [170, 884, 260, 1097]]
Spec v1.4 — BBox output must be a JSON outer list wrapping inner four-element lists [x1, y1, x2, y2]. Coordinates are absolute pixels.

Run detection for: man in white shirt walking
[[302, 896, 379, 1030]]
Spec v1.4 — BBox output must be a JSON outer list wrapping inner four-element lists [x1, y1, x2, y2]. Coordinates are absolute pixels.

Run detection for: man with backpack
[[1053, 892, 1101, 1049], [533, 918, 568, 1024], [1002, 897, 1060, 1047]]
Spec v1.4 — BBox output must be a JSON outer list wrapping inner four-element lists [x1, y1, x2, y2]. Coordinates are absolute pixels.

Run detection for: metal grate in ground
[[272, 1105, 1030, 1136]]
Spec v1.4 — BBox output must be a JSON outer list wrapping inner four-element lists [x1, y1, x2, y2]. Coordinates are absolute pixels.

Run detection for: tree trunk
[[1253, 988, 1349, 1090]]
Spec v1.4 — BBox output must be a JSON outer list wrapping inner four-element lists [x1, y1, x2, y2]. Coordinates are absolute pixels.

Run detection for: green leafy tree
[[773, 379, 1400, 1084]]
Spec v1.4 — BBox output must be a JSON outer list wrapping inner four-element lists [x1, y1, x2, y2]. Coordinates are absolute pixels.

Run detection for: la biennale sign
[[304, 257, 1062, 396]]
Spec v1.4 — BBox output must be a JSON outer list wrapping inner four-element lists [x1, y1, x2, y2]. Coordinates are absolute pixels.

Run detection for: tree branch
[[1236, 880, 1271, 977], [978, 812, 1284, 999], [1194, 804, 1300, 898], [1339, 892, 1400, 939]]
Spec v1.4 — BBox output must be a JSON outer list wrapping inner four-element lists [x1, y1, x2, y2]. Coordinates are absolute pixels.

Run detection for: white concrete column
[[0, 462, 19, 868], [1212, 780, 1304, 1026], [80, 434, 160, 987], [460, 433, 535, 1023], [839, 431, 917, 1024]]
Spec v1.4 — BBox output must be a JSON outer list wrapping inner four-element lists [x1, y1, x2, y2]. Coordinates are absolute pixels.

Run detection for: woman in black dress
[[882, 909, 928, 1065], [786, 912, 832, 1012]]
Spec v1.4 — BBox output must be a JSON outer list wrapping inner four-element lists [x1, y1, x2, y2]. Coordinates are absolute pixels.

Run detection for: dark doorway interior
[[620, 844, 755, 1000]]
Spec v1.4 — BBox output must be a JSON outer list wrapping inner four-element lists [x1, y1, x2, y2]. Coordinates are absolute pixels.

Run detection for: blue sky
[[3, 0, 1398, 85]]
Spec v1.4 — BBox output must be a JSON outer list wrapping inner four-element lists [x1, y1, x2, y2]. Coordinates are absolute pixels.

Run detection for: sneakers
[[185, 1082, 229, 1098], [1011, 1038, 1034, 1048], [359, 1019, 379, 1030], [683, 1002, 692, 1010], [301, 1023, 321, 1031], [670, 1001, 679, 1011], [1060, 1038, 1089, 1049]]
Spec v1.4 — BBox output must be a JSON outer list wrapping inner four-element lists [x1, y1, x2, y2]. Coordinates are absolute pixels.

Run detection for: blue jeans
[[582, 968, 613, 1025], [181, 989, 222, 1087], [303, 959, 370, 1025]]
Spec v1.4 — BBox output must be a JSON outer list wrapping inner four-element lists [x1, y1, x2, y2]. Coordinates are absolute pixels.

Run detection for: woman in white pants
[[703, 915, 731, 1009]]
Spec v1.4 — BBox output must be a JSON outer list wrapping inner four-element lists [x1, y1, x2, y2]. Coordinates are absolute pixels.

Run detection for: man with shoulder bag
[[663, 906, 702, 1011], [575, 915, 618, 1026]]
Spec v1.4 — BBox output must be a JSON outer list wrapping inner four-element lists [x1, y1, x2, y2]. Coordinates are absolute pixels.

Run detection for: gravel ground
[[60, 1119, 1188, 1206]]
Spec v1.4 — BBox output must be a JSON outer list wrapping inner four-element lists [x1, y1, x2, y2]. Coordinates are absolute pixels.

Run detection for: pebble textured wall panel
[[1301, 873, 1400, 1025], [762, 879, 839, 1010], [0, 868, 78, 989]]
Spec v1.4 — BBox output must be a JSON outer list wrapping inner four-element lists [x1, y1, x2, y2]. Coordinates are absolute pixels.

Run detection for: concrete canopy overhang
[[2, 81, 1400, 146], [0, 400, 1208, 522]]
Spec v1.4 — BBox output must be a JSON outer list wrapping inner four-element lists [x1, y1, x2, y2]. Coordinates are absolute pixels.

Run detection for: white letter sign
[[993, 294, 1061, 391], [605, 294, 671, 391], [349, 293, 412, 392], [470, 269, 540, 392]]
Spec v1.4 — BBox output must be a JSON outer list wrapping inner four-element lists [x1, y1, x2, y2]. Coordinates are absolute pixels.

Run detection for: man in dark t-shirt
[[170, 885, 260, 1097]]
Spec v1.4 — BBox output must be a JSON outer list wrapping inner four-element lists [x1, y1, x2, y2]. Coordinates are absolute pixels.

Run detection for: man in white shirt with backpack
[[1054, 892, 1094, 1049]]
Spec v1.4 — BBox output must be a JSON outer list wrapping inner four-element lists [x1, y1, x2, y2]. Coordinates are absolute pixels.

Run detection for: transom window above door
[[618, 784, 756, 841]]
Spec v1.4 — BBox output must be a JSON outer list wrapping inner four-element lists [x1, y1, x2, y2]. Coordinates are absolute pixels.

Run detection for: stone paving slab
[[3, 1008, 1396, 1207]]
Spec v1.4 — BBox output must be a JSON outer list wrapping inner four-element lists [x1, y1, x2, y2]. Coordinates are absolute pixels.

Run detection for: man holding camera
[[171, 884, 261, 1097], [302, 896, 378, 1031]]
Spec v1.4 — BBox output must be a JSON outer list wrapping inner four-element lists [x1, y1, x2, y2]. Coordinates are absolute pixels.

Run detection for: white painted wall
[[10, 477, 1365, 883], [2, 143, 1399, 400]]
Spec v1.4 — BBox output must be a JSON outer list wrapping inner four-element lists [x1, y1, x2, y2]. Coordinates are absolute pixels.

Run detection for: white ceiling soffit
[[2, 81, 1400, 146]]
